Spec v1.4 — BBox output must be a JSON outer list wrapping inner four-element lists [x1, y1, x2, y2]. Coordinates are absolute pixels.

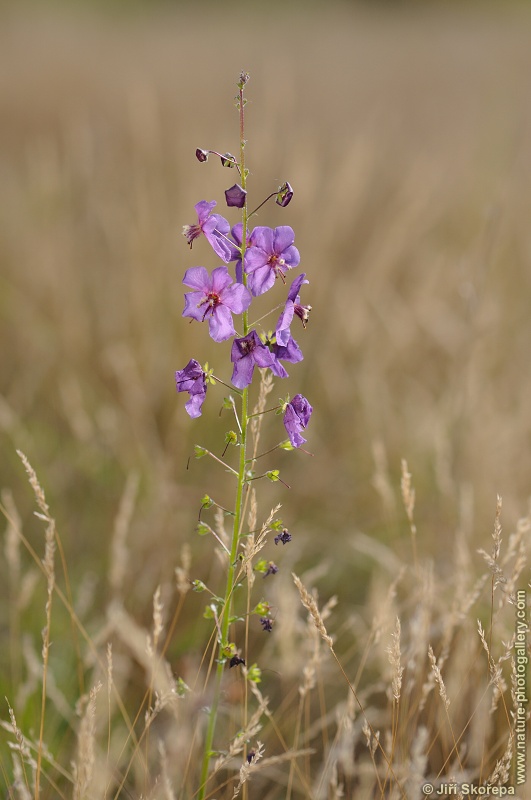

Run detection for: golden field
[[0, 4, 530, 798]]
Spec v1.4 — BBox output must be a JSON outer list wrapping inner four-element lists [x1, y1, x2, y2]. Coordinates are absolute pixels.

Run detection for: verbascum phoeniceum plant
[[175, 72, 313, 798]]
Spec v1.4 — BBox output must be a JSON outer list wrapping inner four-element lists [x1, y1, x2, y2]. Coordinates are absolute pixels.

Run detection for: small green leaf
[[176, 677, 190, 696], [221, 642, 237, 658], [252, 600, 270, 616], [247, 663, 262, 684], [196, 522, 210, 536], [194, 445, 208, 459], [279, 440, 294, 451], [224, 430, 238, 446]]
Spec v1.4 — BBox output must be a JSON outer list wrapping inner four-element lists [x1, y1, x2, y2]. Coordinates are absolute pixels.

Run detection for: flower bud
[[220, 152, 236, 168], [225, 183, 247, 208], [195, 148, 209, 162], [276, 181, 293, 207]]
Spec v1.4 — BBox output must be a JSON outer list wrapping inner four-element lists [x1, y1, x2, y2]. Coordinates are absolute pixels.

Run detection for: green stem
[[197, 73, 250, 800]]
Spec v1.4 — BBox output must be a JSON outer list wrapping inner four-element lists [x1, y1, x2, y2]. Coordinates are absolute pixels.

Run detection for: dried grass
[[1, 5, 531, 799]]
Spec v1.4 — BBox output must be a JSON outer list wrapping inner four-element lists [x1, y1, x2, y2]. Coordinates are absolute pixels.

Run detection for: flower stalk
[[197, 72, 251, 800], [176, 71, 313, 799]]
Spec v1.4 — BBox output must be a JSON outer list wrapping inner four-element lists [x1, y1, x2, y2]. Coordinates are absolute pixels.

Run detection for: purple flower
[[263, 561, 279, 577], [283, 394, 313, 448], [244, 226, 300, 296], [229, 655, 246, 668], [274, 528, 292, 546], [230, 330, 277, 389], [276, 273, 310, 347], [225, 183, 247, 208], [175, 359, 207, 418], [182, 200, 231, 262], [183, 266, 251, 342], [269, 335, 303, 378], [260, 617, 274, 632]]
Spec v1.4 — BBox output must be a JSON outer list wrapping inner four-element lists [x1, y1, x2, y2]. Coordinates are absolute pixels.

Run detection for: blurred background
[[1, 0, 531, 693]]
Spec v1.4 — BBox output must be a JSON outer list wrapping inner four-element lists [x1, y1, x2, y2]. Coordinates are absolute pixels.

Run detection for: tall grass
[[1, 4, 530, 798]]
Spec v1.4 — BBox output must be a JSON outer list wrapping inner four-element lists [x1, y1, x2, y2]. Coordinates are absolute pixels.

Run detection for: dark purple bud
[[274, 528, 292, 546], [276, 182, 294, 208], [225, 183, 247, 208], [283, 394, 313, 448], [221, 152, 236, 168], [263, 562, 279, 578], [246, 749, 256, 764], [239, 71, 250, 89], [260, 617, 274, 632], [229, 655, 246, 668], [196, 148, 209, 163]]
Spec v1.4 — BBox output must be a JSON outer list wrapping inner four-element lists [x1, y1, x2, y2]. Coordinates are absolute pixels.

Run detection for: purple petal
[[183, 291, 207, 322], [183, 266, 210, 291], [247, 265, 276, 297], [185, 392, 206, 418], [209, 214, 230, 237], [208, 305, 236, 342], [287, 273, 308, 302], [230, 223, 243, 248], [249, 226, 274, 253], [204, 230, 231, 262], [273, 226, 295, 254], [194, 200, 217, 224], [252, 345, 277, 369], [231, 353, 254, 389], [210, 266, 234, 293], [175, 359, 207, 418], [291, 394, 313, 427], [270, 358, 289, 378], [275, 303, 295, 347], [283, 405, 306, 447], [283, 394, 312, 447], [220, 281, 252, 314], [274, 337, 303, 364], [281, 244, 300, 269], [244, 246, 269, 272]]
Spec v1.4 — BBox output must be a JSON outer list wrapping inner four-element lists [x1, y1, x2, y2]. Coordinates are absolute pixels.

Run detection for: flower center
[[200, 292, 220, 321], [268, 254, 286, 282], [239, 338, 255, 356], [294, 302, 312, 327], [182, 223, 201, 247]]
